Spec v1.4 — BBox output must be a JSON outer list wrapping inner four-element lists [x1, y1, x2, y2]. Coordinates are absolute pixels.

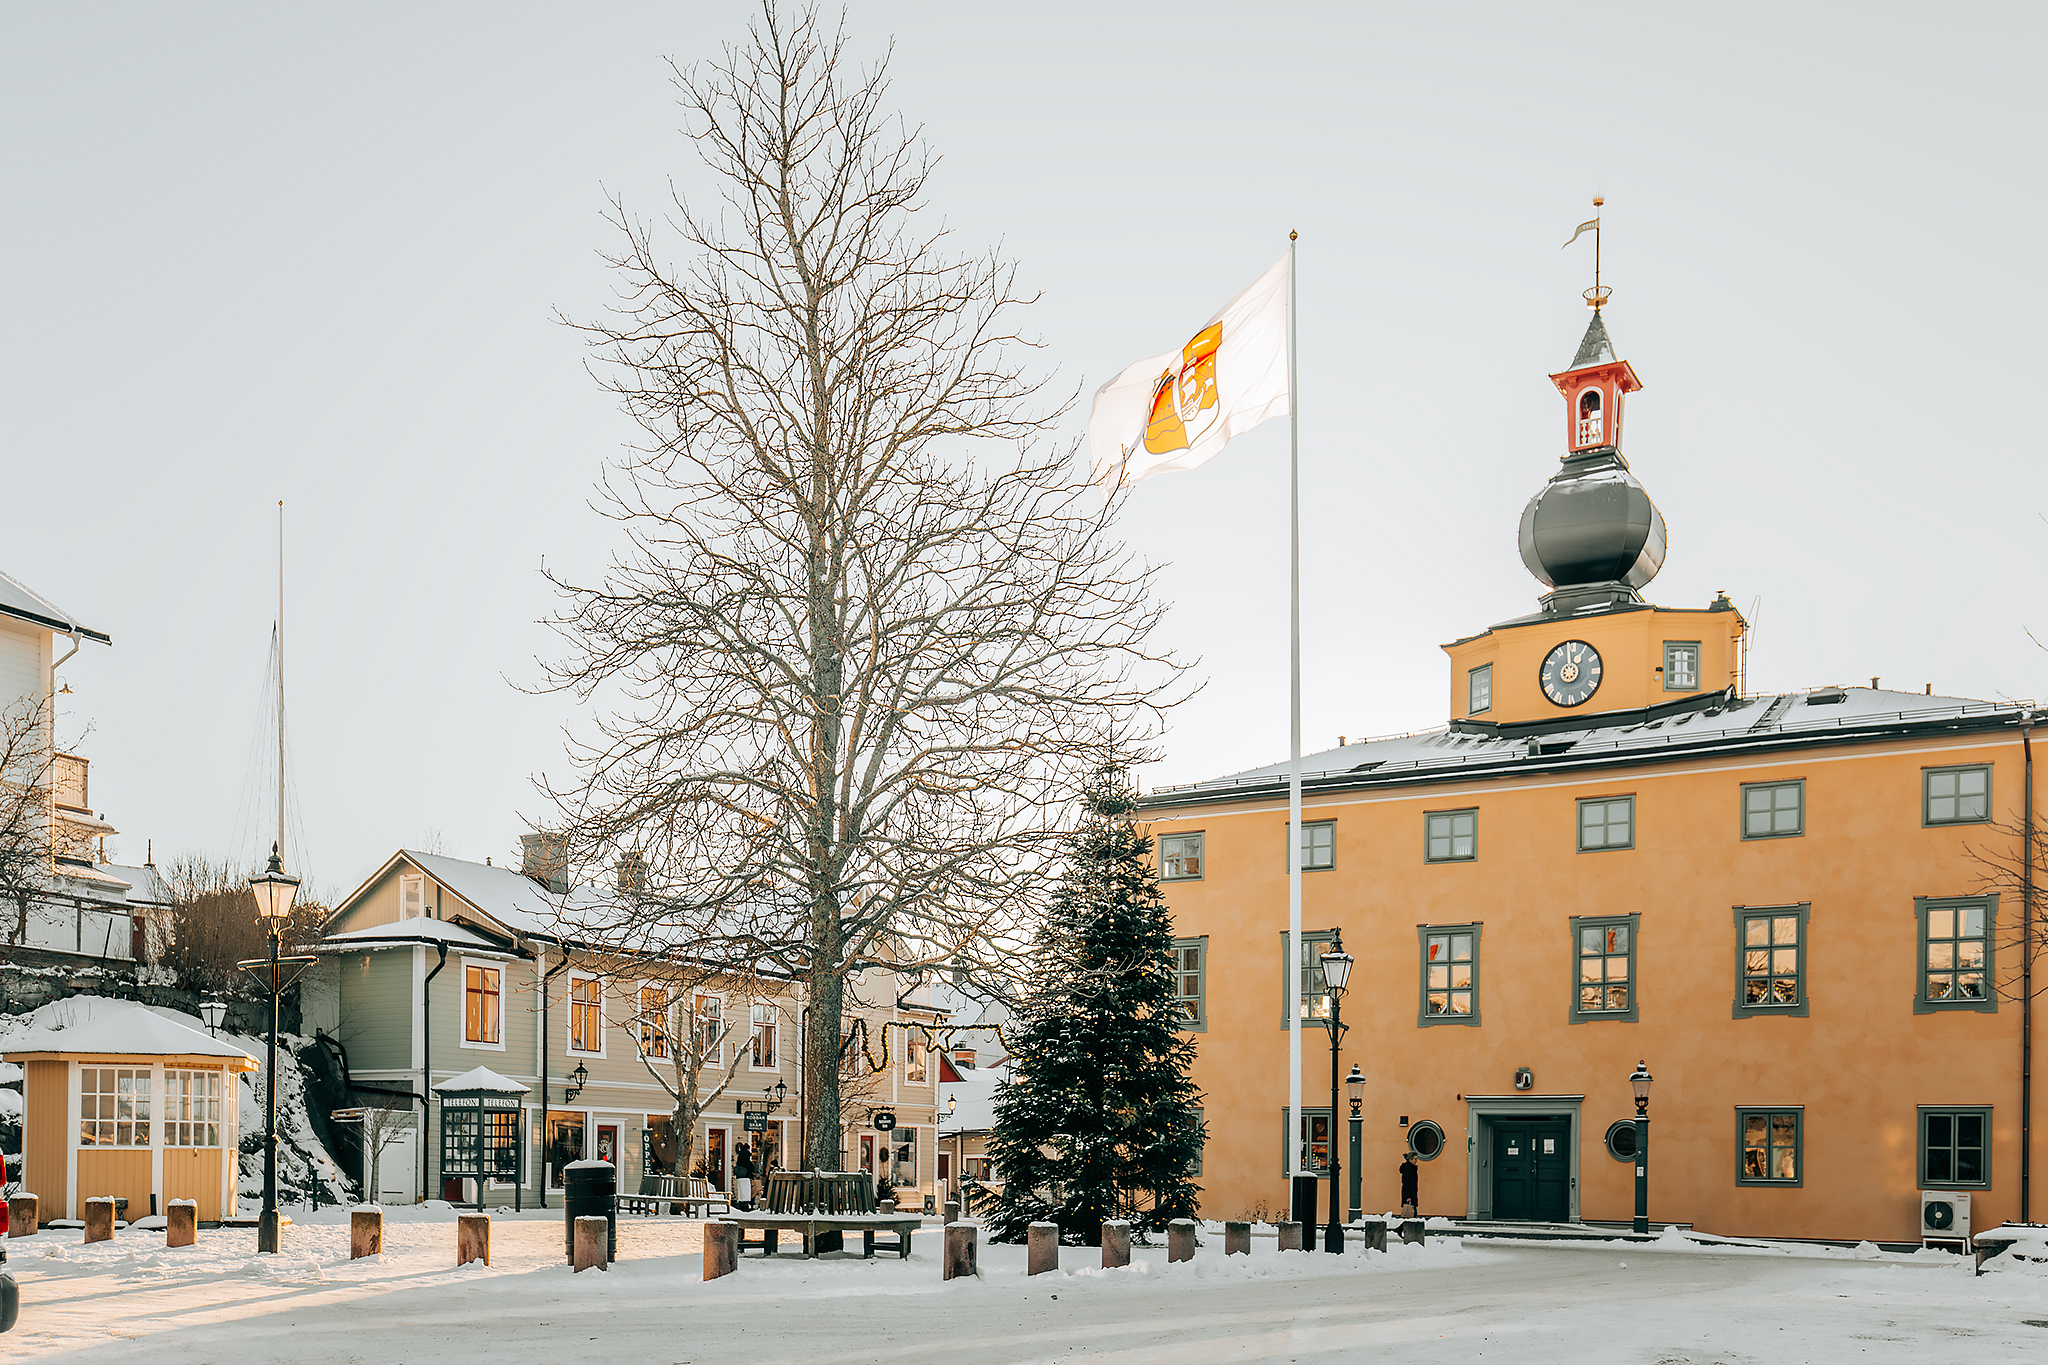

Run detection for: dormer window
[[400, 874, 427, 919], [1576, 387, 1604, 446]]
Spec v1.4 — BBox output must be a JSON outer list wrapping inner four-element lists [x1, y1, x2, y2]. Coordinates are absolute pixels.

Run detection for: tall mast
[[277, 500, 285, 865]]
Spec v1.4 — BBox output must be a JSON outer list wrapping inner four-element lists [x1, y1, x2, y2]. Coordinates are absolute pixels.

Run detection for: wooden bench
[[616, 1174, 731, 1218], [725, 1211, 921, 1259]]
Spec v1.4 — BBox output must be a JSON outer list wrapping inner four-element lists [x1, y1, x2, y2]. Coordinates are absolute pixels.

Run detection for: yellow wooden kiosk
[[5, 998, 258, 1222]]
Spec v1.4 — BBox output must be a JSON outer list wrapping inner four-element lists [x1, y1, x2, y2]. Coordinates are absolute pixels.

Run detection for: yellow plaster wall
[[1447, 606, 1744, 725], [1151, 731, 2030, 1243]]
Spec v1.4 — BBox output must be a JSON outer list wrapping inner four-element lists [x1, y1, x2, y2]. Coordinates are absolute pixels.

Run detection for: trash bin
[[563, 1160, 616, 1264], [1290, 1175, 1319, 1246]]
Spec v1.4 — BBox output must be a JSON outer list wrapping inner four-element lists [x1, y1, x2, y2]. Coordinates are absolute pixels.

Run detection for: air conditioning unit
[[1921, 1190, 1970, 1245]]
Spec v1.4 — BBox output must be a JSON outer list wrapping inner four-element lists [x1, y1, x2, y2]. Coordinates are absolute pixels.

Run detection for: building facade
[[311, 843, 947, 1207], [1144, 304, 2039, 1243]]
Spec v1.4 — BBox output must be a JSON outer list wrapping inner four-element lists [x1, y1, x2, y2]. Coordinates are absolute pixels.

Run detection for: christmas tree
[[986, 767, 1205, 1244]]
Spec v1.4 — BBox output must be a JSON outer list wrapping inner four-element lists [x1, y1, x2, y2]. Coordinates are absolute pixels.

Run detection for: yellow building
[[7, 998, 257, 1223], [1144, 304, 2040, 1243]]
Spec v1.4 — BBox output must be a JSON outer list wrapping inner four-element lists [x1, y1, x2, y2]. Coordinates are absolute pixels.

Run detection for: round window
[[1408, 1120, 1446, 1161], [1605, 1119, 1638, 1161]]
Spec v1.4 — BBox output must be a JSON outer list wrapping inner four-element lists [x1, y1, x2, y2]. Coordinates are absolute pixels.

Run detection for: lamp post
[[1318, 940, 1354, 1254], [198, 999, 227, 1038], [1629, 1060, 1653, 1235], [1344, 1064, 1365, 1224], [245, 844, 303, 1255]]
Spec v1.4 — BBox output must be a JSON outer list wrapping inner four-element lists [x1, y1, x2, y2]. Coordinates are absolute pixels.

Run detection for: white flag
[[1087, 253, 1291, 487]]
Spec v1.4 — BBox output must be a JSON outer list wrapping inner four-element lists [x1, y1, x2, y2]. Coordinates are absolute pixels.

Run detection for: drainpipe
[[2022, 713, 2036, 1224], [538, 941, 569, 1209], [422, 941, 448, 1201]]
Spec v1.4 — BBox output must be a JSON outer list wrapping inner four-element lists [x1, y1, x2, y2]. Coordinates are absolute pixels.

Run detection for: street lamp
[[945, 1094, 959, 1201], [1344, 1065, 1366, 1224], [243, 844, 302, 1255], [1629, 1060, 1654, 1235], [564, 1063, 590, 1103], [198, 999, 227, 1038], [1318, 939, 1354, 1254]]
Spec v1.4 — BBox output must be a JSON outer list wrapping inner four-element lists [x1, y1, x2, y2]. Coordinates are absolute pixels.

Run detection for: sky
[[5, 2, 2043, 897]]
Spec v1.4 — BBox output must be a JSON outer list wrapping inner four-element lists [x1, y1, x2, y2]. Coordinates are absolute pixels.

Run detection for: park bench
[[725, 1170, 915, 1258], [616, 1174, 731, 1218]]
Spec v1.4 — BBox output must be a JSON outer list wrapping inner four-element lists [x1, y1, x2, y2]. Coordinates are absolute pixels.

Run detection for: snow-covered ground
[[5, 1208, 2047, 1363]]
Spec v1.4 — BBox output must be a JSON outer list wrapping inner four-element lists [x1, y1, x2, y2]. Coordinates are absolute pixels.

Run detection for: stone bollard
[[1100, 1218, 1131, 1268], [1398, 1218, 1425, 1246], [1224, 1221, 1251, 1256], [1277, 1220, 1303, 1252], [84, 1197, 116, 1244], [702, 1219, 738, 1280], [943, 1222, 978, 1281], [1360, 1217, 1388, 1252], [1027, 1221, 1060, 1275], [1168, 1218, 1197, 1263], [166, 1200, 197, 1249], [457, 1212, 491, 1267], [351, 1206, 384, 1259], [573, 1214, 609, 1272], [8, 1193, 37, 1238], [943, 1199, 960, 1225]]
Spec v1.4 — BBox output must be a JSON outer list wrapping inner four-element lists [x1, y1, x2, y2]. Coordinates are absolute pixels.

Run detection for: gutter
[[421, 942, 448, 1202], [2022, 712, 2036, 1224]]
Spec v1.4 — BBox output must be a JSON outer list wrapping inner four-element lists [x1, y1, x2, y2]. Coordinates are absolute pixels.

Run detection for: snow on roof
[[0, 566, 110, 643], [1148, 687, 2027, 804], [0, 996, 257, 1063], [401, 850, 608, 939], [938, 1057, 1006, 1134], [320, 917, 504, 952], [101, 862, 172, 906], [433, 1065, 530, 1095]]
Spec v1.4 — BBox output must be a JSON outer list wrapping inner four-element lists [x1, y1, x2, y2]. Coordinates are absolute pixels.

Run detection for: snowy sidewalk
[[4, 1209, 2046, 1363]]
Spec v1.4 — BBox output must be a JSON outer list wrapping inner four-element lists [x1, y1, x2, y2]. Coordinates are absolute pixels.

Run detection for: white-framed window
[[905, 1030, 929, 1085], [1468, 664, 1493, 715], [1159, 831, 1204, 880], [693, 993, 724, 1066], [567, 972, 605, 1055], [1576, 385, 1605, 445], [1664, 641, 1700, 692], [400, 874, 427, 920], [638, 984, 670, 1059], [463, 961, 504, 1048], [751, 1002, 778, 1069], [163, 1069, 222, 1147], [80, 1066, 152, 1147]]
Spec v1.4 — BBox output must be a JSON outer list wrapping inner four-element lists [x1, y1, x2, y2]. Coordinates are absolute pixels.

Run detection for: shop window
[[80, 1067, 151, 1147]]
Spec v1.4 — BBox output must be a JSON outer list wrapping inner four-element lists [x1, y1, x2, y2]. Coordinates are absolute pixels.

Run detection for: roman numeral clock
[[1539, 640, 1603, 708]]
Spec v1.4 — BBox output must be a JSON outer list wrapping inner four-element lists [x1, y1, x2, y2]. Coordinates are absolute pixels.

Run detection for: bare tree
[[0, 696, 56, 948], [613, 960, 762, 1186], [356, 1102, 415, 1204], [159, 853, 328, 993], [540, 3, 1183, 1169]]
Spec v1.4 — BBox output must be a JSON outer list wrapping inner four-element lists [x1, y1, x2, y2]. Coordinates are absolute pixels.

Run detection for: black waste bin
[[1290, 1175, 1319, 1247], [563, 1161, 617, 1263]]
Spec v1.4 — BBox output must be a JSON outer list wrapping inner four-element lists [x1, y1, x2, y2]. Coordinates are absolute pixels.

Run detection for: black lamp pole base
[[257, 1208, 282, 1254], [1323, 1215, 1344, 1253]]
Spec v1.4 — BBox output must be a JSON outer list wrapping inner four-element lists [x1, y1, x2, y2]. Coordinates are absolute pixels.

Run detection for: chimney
[[616, 850, 648, 894], [953, 1047, 977, 1070], [520, 832, 570, 894]]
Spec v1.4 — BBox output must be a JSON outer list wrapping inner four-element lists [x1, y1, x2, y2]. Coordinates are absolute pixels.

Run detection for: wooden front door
[[1493, 1119, 1571, 1221], [704, 1126, 728, 1190], [594, 1124, 620, 1167]]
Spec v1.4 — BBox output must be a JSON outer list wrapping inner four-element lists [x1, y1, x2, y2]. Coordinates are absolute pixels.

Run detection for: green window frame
[[1468, 664, 1493, 715], [1279, 929, 1336, 1029], [1285, 820, 1336, 871], [1914, 895, 1997, 1014], [1663, 641, 1701, 692], [1187, 1105, 1204, 1176], [1417, 924, 1480, 1026], [1172, 936, 1207, 1032], [1924, 764, 1991, 826], [1918, 1106, 1991, 1189], [1159, 830, 1204, 880], [1741, 779, 1804, 840], [1569, 913, 1640, 1023], [1577, 795, 1635, 851], [1425, 808, 1477, 863], [1733, 904, 1810, 1018], [1735, 1107, 1803, 1186], [1280, 1106, 1334, 1178]]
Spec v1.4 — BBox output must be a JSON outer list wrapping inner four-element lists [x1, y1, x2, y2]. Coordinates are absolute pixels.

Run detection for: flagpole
[[1286, 230, 1303, 1185]]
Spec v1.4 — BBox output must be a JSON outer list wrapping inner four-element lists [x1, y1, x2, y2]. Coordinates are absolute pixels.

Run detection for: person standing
[[733, 1144, 756, 1211], [1399, 1153, 1419, 1218]]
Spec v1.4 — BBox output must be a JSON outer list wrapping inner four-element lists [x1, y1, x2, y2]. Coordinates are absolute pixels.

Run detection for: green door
[[1493, 1120, 1570, 1221]]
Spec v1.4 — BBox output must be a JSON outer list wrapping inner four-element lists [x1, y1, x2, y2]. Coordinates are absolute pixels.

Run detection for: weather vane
[[1563, 197, 1610, 309]]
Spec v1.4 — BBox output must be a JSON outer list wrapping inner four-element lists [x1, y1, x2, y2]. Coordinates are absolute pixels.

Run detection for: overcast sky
[[6, 2, 2042, 896]]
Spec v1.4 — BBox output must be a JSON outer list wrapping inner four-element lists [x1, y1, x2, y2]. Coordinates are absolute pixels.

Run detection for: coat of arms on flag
[[1089, 253, 1292, 487]]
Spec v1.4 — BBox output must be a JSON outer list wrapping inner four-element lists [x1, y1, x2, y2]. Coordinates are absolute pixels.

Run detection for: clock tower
[[1444, 298, 1745, 733]]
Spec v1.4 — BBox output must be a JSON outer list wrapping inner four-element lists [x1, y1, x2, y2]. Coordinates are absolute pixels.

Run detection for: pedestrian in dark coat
[[734, 1145, 756, 1210], [1399, 1154, 1419, 1217]]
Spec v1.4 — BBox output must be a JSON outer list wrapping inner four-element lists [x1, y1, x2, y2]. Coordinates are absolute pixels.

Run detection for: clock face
[[1539, 640, 1603, 708]]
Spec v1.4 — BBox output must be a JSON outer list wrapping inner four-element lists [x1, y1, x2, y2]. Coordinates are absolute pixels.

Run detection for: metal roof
[[1142, 687, 2031, 810], [0, 567, 110, 644], [1569, 310, 1616, 369]]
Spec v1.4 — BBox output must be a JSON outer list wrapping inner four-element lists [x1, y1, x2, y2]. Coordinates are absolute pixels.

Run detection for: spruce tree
[[986, 768, 1205, 1244]]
